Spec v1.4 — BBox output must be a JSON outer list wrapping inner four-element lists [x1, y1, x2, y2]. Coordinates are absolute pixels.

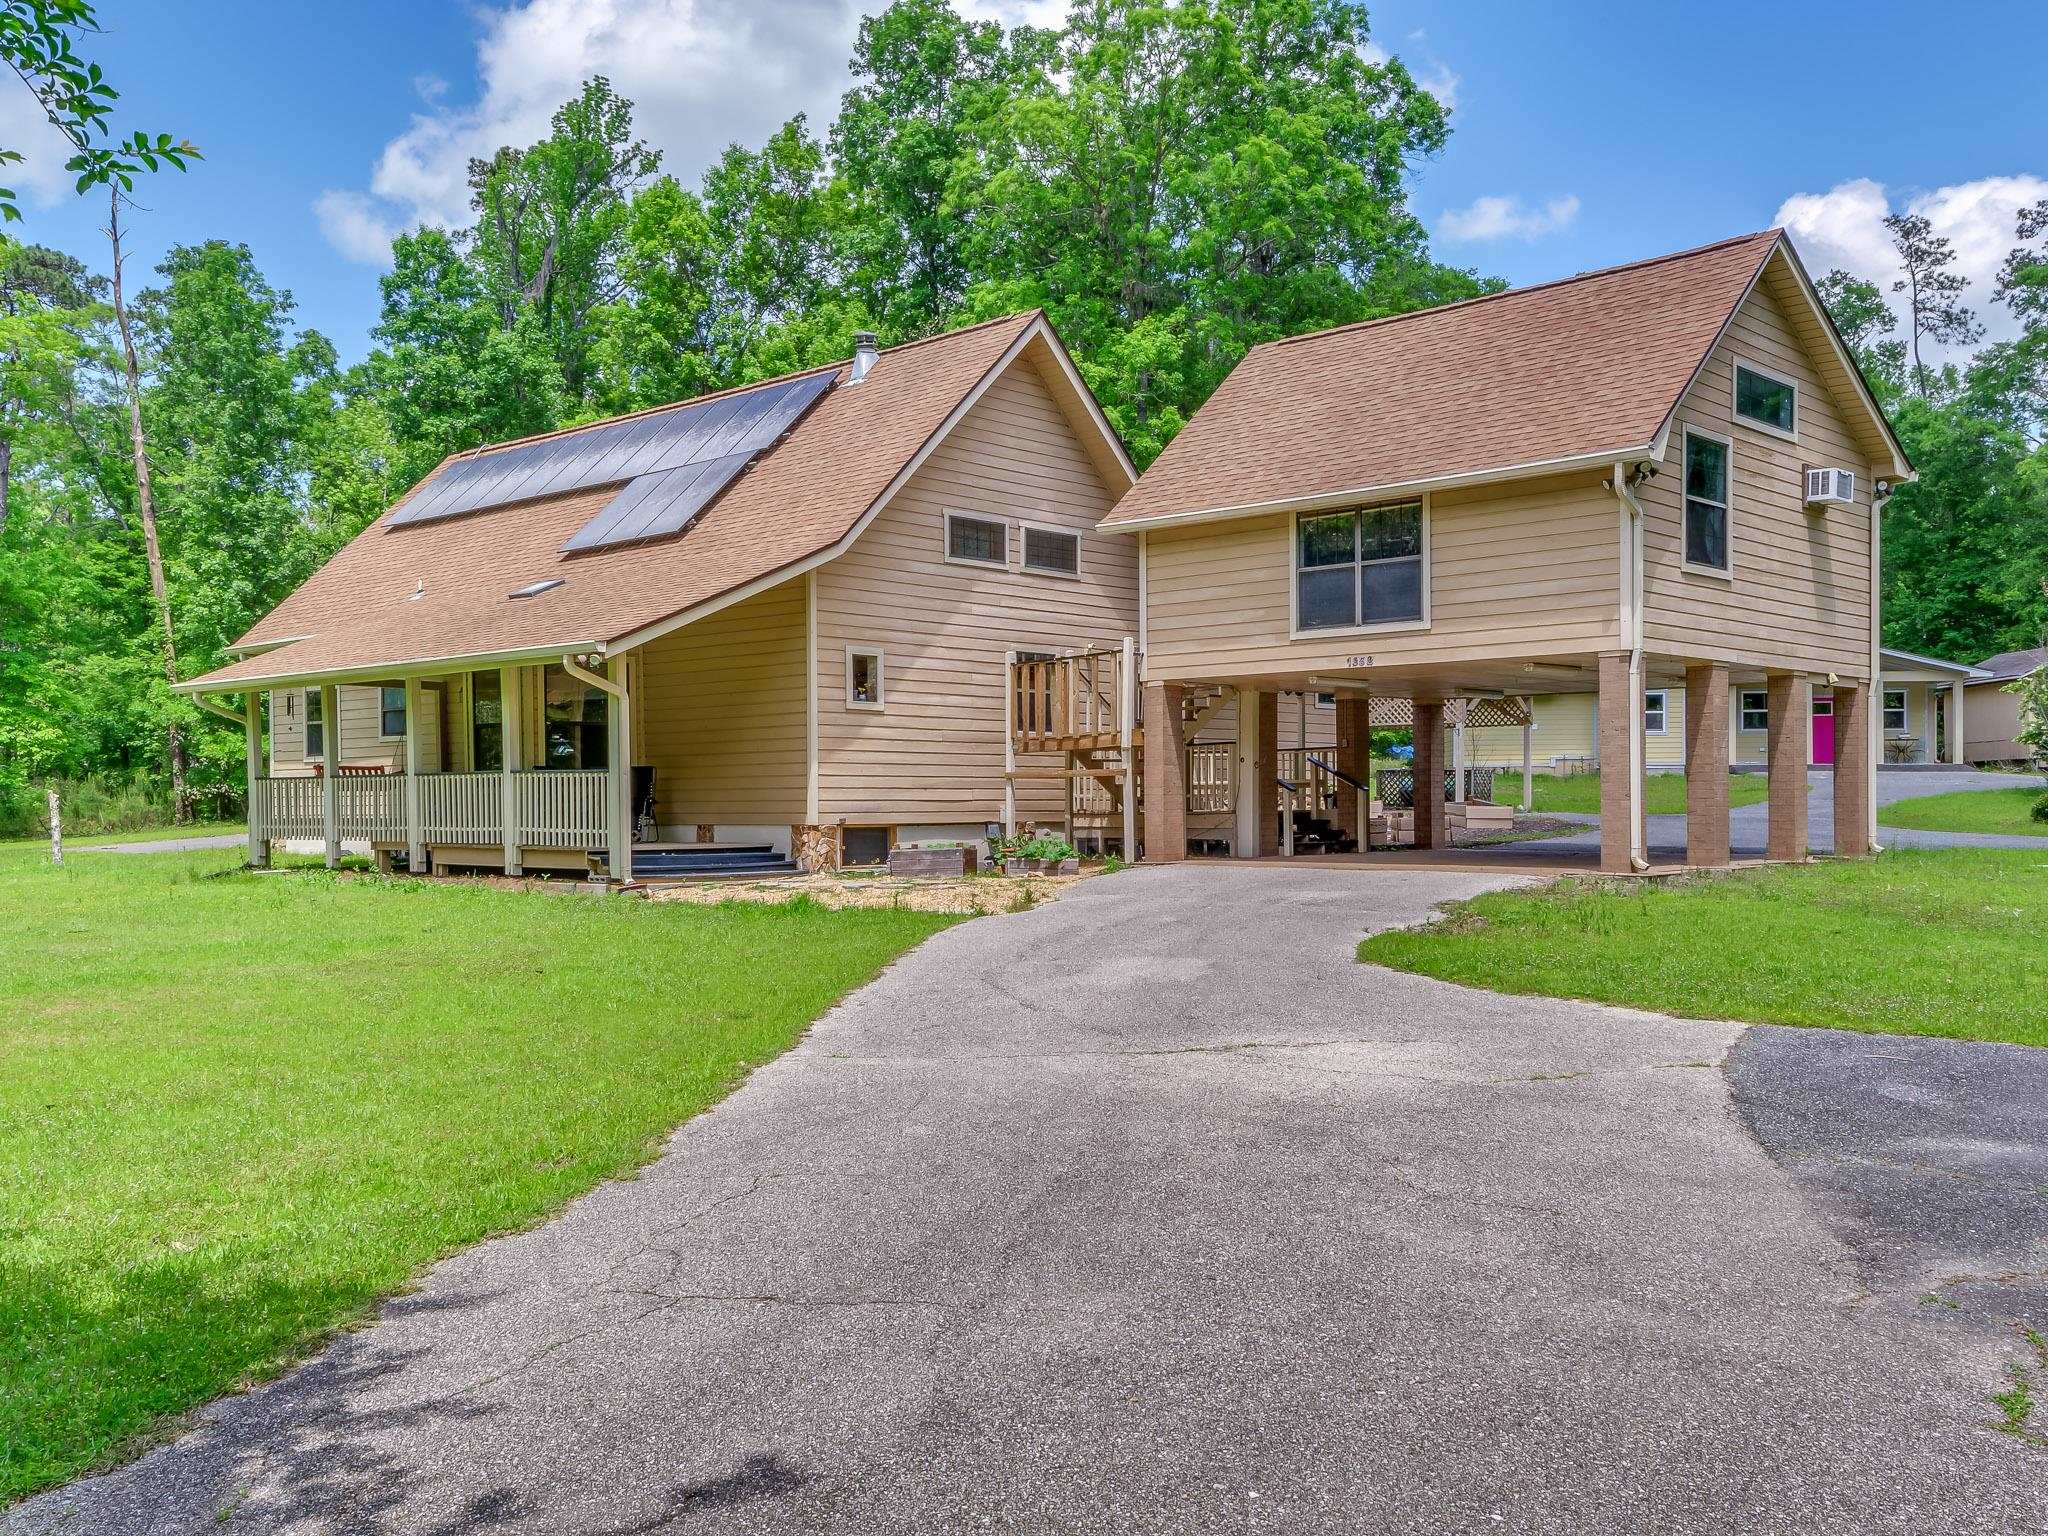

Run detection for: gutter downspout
[[190, 691, 247, 726], [1608, 462, 1651, 872], [560, 653, 622, 699]]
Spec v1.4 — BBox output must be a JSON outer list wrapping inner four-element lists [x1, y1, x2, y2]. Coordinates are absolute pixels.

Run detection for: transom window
[[303, 688, 324, 759], [1739, 690, 1769, 732], [1643, 689, 1668, 734], [1883, 688, 1909, 733], [847, 646, 884, 710], [1295, 501, 1425, 631], [945, 511, 1007, 567], [1683, 429, 1732, 574], [380, 685, 406, 739], [1733, 361, 1797, 437], [1022, 524, 1080, 577]]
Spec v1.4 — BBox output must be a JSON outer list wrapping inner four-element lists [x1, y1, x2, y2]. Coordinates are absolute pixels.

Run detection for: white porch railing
[[252, 770, 612, 849]]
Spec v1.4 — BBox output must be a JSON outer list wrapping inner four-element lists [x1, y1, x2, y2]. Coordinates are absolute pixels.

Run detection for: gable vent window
[[1733, 361, 1797, 437], [945, 511, 1008, 568], [1022, 525, 1080, 577]]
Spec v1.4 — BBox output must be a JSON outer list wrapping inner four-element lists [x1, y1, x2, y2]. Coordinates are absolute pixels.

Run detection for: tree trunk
[[108, 189, 189, 821], [0, 435, 11, 539]]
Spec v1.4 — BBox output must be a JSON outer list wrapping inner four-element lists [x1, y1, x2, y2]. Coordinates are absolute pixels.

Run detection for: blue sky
[[7, 0, 2044, 364]]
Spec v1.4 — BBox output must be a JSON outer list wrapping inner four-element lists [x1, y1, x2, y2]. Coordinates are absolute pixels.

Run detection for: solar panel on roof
[[558, 452, 753, 553], [387, 368, 837, 531]]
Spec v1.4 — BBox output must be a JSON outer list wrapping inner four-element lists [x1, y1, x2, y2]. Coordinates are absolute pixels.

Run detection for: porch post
[[1413, 698, 1447, 850], [319, 682, 340, 869], [1597, 653, 1637, 873], [1334, 692, 1369, 846], [1832, 681, 1872, 858], [1683, 662, 1730, 867], [1450, 700, 1467, 804], [1118, 635, 1136, 862], [1139, 681, 1187, 862], [1232, 687, 1258, 858], [1765, 672, 1806, 862], [1520, 700, 1533, 813], [1254, 691, 1280, 856], [500, 664, 522, 876], [1950, 681, 1966, 764], [403, 676, 424, 873], [1003, 648, 1018, 838], [244, 691, 268, 868], [608, 654, 633, 883]]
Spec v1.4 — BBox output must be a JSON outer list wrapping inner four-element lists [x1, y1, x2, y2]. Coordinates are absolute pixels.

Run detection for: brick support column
[[1683, 663, 1730, 868], [1832, 681, 1872, 857], [1412, 699, 1447, 850], [1333, 693, 1370, 842], [1597, 653, 1637, 873], [1255, 691, 1281, 856], [1141, 682, 1188, 862], [1765, 672, 1807, 861]]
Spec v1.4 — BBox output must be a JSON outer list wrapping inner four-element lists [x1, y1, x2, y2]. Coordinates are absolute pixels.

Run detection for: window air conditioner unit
[[1804, 467, 1855, 509]]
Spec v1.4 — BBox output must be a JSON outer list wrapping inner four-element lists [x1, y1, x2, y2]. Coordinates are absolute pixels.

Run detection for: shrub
[[2031, 791, 2048, 826]]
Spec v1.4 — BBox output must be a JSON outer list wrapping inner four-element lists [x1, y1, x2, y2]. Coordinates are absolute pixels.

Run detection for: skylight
[[508, 578, 565, 600]]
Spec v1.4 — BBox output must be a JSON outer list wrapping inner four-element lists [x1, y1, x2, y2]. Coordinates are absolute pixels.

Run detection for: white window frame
[[845, 645, 885, 712], [1738, 690, 1769, 733], [943, 509, 1009, 571], [378, 684, 407, 741], [1731, 356, 1799, 442], [303, 687, 324, 760], [1882, 687, 1909, 734], [1681, 426, 1735, 581], [1286, 494, 1432, 641], [1643, 689, 1669, 735], [1018, 520, 1082, 580]]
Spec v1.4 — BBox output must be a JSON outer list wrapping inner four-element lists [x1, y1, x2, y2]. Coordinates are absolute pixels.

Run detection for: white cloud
[[313, 190, 403, 267], [1774, 173, 2048, 356], [1439, 193, 1580, 242], [0, 78, 82, 210]]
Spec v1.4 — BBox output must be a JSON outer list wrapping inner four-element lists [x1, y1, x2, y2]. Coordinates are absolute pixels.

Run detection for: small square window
[[380, 686, 407, 739], [1643, 690, 1668, 734], [946, 512, 1006, 567], [1883, 688, 1908, 733], [847, 647, 884, 710], [1734, 362, 1796, 436], [1739, 690, 1769, 732], [1022, 525, 1080, 576]]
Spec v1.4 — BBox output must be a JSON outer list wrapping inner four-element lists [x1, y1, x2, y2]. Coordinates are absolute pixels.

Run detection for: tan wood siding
[[636, 581, 808, 826], [1639, 272, 1876, 676], [814, 353, 1137, 826], [1140, 470, 1621, 684], [1965, 684, 2025, 762], [266, 684, 441, 775]]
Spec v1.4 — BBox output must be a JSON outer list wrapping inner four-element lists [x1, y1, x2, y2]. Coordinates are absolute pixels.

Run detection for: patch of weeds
[[1008, 884, 1038, 913], [1992, 1327, 2048, 1446]]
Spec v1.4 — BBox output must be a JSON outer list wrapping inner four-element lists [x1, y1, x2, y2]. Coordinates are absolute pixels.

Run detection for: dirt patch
[[644, 869, 1093, 915]]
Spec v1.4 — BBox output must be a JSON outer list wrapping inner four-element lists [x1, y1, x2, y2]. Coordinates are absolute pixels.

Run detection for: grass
[[51, 822, 247, 849], [0, 841, 957, 1504], [1357, 848, 2048, 1048], [1879, 787, 2048, 838], [1480, 771, 1770, 817]]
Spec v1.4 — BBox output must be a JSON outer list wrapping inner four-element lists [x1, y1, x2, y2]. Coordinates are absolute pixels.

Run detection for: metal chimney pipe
[[850, 331, 879, 384]]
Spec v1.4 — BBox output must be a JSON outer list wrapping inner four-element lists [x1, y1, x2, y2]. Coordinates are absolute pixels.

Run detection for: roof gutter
[[172, 638, 611, 695], [1097, 444, 1653, 535]]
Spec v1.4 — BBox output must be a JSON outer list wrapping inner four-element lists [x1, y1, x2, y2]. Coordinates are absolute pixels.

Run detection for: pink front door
[[1811, 695, 1835, 766]]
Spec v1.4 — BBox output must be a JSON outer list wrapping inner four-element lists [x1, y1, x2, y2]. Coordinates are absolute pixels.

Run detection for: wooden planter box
[[887, 844, 978, 878]]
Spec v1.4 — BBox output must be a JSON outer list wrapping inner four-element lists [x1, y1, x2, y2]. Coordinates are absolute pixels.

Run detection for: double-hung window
[[1296, 501, 1425, 631], [1739, 690, 1769, 733], [1643, 690, 1668, 734], [379, 685, 407, 739], [1883, 688, 1908, 733], [303, 688, 324, 760], [1683, 429, 1732, 575]]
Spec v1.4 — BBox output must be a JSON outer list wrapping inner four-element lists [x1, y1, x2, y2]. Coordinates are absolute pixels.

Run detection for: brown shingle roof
[[184, 313, 1043, 690], [1101, 231, 1785, 529]]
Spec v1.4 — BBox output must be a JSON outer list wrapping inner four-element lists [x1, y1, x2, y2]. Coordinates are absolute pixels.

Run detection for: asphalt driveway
[[12, 864, 2045, 1534]]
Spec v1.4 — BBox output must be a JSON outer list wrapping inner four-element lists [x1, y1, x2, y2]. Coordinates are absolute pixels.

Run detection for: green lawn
[[1878, 787, 2048, 838], [0, 842, 956, 1503], [1358, 849, 2048, 1047], [1479, 771, 1769, 816]]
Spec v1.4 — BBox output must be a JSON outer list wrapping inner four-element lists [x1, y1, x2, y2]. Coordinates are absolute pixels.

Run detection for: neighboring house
[[1463, 647, 1985, 771], [1103, 230, 1913, 872], [177, 315, 1139, 876], [1966, 647, 2046, 765]]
